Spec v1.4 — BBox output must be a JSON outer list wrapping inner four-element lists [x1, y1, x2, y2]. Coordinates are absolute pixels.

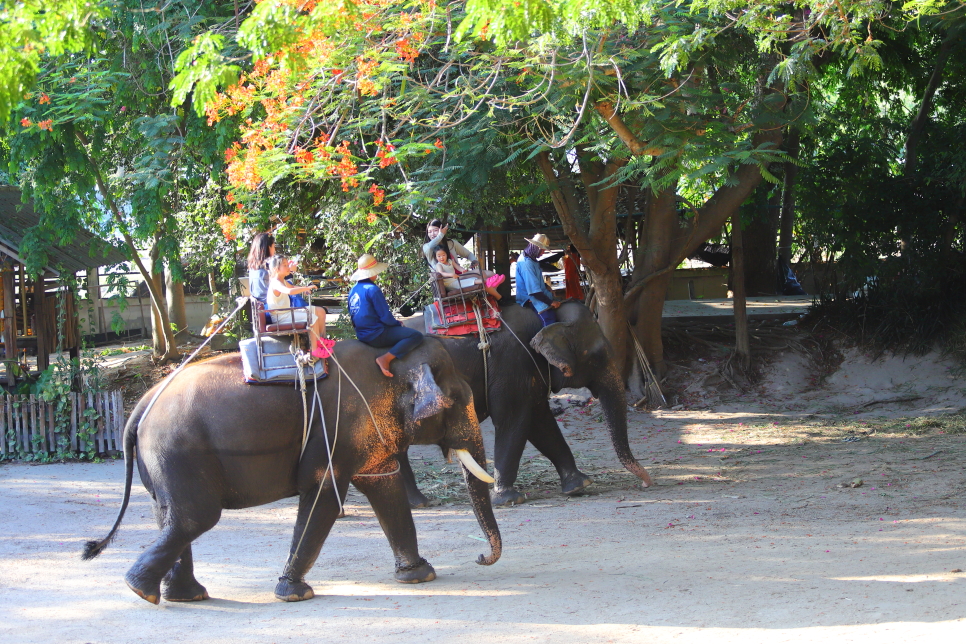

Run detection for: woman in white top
[[266, 255, 332, 358], [422, 219, 502, 285]]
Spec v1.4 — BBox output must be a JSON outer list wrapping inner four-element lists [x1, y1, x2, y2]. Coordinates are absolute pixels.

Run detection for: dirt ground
[[2, 339, 966, 643]]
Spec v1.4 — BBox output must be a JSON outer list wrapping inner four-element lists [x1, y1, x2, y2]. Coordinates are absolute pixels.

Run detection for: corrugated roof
[[0, 186, 128, 274]]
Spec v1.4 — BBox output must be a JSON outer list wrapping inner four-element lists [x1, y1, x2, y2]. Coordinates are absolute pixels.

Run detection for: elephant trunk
[[596, 369, 653, 488], [460, 445, 502, 566]]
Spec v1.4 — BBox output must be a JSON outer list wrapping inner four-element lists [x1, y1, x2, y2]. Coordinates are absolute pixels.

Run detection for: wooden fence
[[0, 390, 125, 459]]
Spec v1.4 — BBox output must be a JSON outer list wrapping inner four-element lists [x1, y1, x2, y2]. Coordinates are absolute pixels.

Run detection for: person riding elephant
[[403, 300, 652, 507], [422, 219, 497, 281], [82, 339, 500, 604], [348, 253, 425, 377], [516, 233, 562, 327]]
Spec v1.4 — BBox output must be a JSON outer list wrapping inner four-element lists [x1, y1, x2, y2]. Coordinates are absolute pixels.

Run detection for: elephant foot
[[408, 490, 432, 509], [395, 559, 436, 584], [162, 561, 209, 602], [162, 579, 209, 602], [561, 472, 594, 496], [124, 571, 160, 605], [274, 576, 315, 602], [491, 487, 526, 507]]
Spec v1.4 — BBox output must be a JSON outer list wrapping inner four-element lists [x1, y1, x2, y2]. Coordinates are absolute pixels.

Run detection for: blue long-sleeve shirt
[[514, 256, 554, 313], [348, 279, 400, 342]]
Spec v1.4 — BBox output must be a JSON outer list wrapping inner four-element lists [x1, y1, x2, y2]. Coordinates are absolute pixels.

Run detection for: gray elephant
[[403, 301, 651, 506], [82, 338, 500, 604]]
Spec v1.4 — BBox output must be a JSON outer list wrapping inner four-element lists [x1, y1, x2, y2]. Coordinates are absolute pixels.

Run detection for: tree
[[0, 1, 107, 122], [172, 0, 956, 382], [4, 0, 242, 361]]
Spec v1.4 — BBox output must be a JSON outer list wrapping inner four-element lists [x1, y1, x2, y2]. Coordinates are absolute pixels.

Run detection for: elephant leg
[[275, 475, 348, 602], [125, 501, 221, 605], [162, 543, 209, 602], [527, 406, 593, 496], [351, 472, 436, 584], [489, 407, 531, 507], [397, 451, 432, 509]]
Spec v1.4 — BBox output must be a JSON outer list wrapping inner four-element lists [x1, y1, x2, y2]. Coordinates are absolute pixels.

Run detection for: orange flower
[[39, 93, 50, 104], [20, 118, 32, 128], [294, 147, 315, 165], [395, 38, 419, 63], [37, 119, 53, 131], [369, 183, 385, 206], [434, 138, 444, 149], [366, 212, 378, 224]]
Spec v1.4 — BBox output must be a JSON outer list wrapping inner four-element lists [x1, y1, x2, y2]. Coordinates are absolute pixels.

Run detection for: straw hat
[[525, 233, 551, 250], [350, 253, 389, 281]]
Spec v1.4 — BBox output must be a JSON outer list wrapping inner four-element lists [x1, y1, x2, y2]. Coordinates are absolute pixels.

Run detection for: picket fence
[[0, 391, 125, 458]]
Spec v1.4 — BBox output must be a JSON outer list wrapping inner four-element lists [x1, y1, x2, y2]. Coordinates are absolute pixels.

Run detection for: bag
[[289, 294, 310, 308]]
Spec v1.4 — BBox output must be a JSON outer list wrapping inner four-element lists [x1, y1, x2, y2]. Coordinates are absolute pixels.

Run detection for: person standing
[[563, 244, 584, 301], [348, 254, 424, 377], [515, 233, 561, 327]]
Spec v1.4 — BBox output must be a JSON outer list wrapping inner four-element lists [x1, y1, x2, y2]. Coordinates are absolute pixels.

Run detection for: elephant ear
[[530, 322, 577, 377], [409, 363, 454, 422]]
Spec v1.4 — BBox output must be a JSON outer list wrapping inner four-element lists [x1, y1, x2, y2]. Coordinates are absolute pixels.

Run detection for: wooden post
[[491, 221, 511, 301], [732, 215, 751, 370], [35, 273, 49, 371], [19, 263, 28, 336], [2, 264, 18, 386]]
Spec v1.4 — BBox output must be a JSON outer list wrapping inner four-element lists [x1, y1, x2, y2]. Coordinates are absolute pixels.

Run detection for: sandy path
[[2, 405, 965, 643]]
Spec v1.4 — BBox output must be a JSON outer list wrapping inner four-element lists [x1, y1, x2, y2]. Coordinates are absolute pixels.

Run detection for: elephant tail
[[81, 396, 144, 561]]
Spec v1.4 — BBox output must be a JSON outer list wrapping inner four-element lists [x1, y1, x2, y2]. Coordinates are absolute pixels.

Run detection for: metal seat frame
[[428, 271, 487, 329], [250, 297, 314, 375]]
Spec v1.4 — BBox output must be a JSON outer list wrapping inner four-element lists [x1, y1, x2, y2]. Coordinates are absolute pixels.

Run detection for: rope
[[325, 348, 388, 447], [473, 301, 491, 412], [137, 297, 248, 431], [288, 362, 342, 569]]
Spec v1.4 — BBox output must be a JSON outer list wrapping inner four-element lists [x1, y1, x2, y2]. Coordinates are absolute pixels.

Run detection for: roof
[[0, 187, 128, 275]]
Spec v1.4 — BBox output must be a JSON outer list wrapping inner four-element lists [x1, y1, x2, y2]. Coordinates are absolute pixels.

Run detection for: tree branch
[[596, 102, 662, 156]]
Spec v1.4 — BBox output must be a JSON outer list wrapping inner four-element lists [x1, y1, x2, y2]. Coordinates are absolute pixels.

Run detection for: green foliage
[[0, 0, 108, 122]]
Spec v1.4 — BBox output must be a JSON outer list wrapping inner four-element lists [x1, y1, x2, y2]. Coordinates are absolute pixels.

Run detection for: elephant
[[82, 337, 500, 604], [402, 300, 651, 507]]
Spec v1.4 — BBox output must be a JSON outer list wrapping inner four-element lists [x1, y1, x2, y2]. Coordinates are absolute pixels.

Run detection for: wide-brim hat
[[350, 253, 389, 281], [525, 233, 551, 250]]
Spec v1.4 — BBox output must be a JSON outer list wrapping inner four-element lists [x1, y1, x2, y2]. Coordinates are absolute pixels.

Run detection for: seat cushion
[[265, 322, 309, 333]]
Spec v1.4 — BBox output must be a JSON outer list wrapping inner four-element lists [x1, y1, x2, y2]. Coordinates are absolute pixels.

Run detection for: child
[[434, 247, 503, 300], [266, 255, 335, 359]]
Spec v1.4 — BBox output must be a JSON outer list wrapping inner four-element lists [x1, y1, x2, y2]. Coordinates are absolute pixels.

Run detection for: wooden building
[[0, 187, 126, 386]]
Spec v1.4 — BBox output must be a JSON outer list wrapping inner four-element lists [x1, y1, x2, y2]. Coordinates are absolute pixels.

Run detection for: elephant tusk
[[454, 449, 494, 484]]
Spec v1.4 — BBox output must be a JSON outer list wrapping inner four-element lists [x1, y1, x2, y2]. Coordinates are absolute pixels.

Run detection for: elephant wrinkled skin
[[403, 301, 651, 507], [82, 338, 500, 604]]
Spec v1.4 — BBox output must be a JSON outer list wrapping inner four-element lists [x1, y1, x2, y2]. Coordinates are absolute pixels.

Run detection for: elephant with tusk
[[403, 301, 652, 506], [82, 338, 500, 604]]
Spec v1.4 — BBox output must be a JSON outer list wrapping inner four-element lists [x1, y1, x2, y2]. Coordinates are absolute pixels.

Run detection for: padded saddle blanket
[[239, 337, 327, 385], [424, 297, 501, 337]]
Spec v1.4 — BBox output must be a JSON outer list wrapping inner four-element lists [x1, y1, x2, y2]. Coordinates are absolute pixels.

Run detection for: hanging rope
[[473, 301, 492, 412]]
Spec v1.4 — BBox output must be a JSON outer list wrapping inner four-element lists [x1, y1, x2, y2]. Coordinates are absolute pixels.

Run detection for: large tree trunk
[[536, 150, 630, 375], [778, 128, 801, 266], [165, 260, 189, 341], [741, 183, 780, 296], [627, 186, 678, 378]]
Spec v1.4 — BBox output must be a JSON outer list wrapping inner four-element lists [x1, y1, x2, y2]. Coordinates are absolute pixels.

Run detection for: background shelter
[[0, 187, 126, 385]]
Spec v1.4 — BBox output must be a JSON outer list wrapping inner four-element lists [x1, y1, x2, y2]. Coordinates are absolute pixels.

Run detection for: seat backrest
[[251, 298, 267, 334]]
